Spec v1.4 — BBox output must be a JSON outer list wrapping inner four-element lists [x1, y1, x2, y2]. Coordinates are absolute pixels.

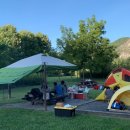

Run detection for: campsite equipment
[[96, 68, 130, 100], [54, 105, 77, 117], [56, 102, 64, 107], [96, 68, 130, 110], [0, 53, 76, 110], [107, 85, 130, 110], [22, 88, 43, 105], [74, 93, 85, 99], [0, 53, 76, 84]]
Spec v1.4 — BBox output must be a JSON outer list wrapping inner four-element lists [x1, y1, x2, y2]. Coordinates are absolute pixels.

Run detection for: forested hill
[[111, 37, 130, 59]]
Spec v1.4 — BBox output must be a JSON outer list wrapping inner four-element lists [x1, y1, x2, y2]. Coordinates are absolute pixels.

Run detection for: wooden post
[[8, 84, 11, 99]]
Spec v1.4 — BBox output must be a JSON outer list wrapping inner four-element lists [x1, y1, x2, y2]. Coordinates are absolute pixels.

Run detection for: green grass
[[0, 77, 128, 130], [0, 108, 130, 130], [0, 76, 103, 104], [88, 89, 103, 99], [0, 85, 40, 104]]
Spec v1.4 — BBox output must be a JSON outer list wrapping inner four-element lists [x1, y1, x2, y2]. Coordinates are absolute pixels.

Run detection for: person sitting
[[41, 84, 51, 101], [105, 86, 114, 102], [55, 82, 63, 97], [61, 80, 68, 97]]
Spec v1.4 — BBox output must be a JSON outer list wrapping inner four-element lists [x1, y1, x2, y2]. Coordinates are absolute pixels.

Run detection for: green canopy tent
[[0, 53, 76, 110]]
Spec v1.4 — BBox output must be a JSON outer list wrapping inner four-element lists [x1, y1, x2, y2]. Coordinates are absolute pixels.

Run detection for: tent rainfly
[[96, 68, 130, 100], [107, 85, 130, 110], [96, 68, 130, 110], [0, 53, 76, 84]]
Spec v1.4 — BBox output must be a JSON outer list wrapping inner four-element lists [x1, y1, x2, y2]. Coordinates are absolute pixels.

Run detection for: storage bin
[[74, 93, 85, 99], [54, 106, 77, 117]]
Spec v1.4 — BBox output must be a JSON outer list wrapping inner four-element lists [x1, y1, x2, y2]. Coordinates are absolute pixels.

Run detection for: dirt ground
[[1, 98, 130, 118], [0, 98, 107, 111], [0, 99, 130, 119]]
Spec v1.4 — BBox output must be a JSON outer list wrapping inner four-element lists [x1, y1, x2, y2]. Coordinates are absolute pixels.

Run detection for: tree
[[57, 16, 118, 77], [35, 32, 51, 54], [0, 25, 20, 47], [0, 43, 14, 67], [0, 25, 21, 65], [18, 31, 51, 58], [0, 25, 52, 67]]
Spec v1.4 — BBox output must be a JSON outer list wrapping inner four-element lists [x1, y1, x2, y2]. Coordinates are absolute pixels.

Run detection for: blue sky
[[0, 0, 130, 48]]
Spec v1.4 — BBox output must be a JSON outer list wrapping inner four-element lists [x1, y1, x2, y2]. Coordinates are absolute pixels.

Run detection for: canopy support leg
[[8, 84, 11, 99]]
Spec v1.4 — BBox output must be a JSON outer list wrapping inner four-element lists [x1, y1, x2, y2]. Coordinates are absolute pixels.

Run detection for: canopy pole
[[8, 84, 11, 99], [42, 62, 47, 111], [3, 85, 5, 99]]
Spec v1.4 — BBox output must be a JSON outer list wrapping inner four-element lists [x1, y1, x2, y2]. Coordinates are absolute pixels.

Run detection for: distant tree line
[[0, 16, 120, 78], [0, 25, 53, 68]]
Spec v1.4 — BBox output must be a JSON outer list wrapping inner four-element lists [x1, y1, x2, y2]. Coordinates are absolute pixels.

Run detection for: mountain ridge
[[111, 37, 130, 59]]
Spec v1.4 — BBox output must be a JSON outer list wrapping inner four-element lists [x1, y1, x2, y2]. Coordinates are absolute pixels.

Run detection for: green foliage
[[57, 16, 117, 76], [18, 31, 51, 58], [0, 109, 130, 130], [0, 25, 20, 47], [113, 57, 130, 70], [0, 25, 52, 67]]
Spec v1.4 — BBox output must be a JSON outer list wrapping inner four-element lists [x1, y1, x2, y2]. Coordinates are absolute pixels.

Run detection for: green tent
[[0, 53, 76, 84], [0, 53, 76, 110], [0, 65, 41, 84]]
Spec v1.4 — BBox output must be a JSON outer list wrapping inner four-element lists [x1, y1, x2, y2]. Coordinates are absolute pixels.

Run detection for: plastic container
[[54, 106, 77, 117]]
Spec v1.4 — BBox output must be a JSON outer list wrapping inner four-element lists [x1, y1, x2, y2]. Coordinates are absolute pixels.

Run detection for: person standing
[[105, 86, 114, 102]]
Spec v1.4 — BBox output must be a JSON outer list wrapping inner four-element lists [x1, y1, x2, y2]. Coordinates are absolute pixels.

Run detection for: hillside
[[111, 37, 130, 47], [111, 37, 130, 59]]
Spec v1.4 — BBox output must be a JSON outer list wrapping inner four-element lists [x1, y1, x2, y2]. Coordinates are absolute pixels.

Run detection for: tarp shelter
[[107, 85, 130, 110], [96, 68, 130, 100], [0, 53, 76, 84], [0, 53, 76, 110]]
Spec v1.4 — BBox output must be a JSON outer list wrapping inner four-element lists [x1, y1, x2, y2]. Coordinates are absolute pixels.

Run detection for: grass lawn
[[0, 85, 40, 104], [0, 77, 129, 130], [0, 76, 80, 104], [0, 76, 103, 104], [88, 89, 103, 99], [0, 108, 130, 130]]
